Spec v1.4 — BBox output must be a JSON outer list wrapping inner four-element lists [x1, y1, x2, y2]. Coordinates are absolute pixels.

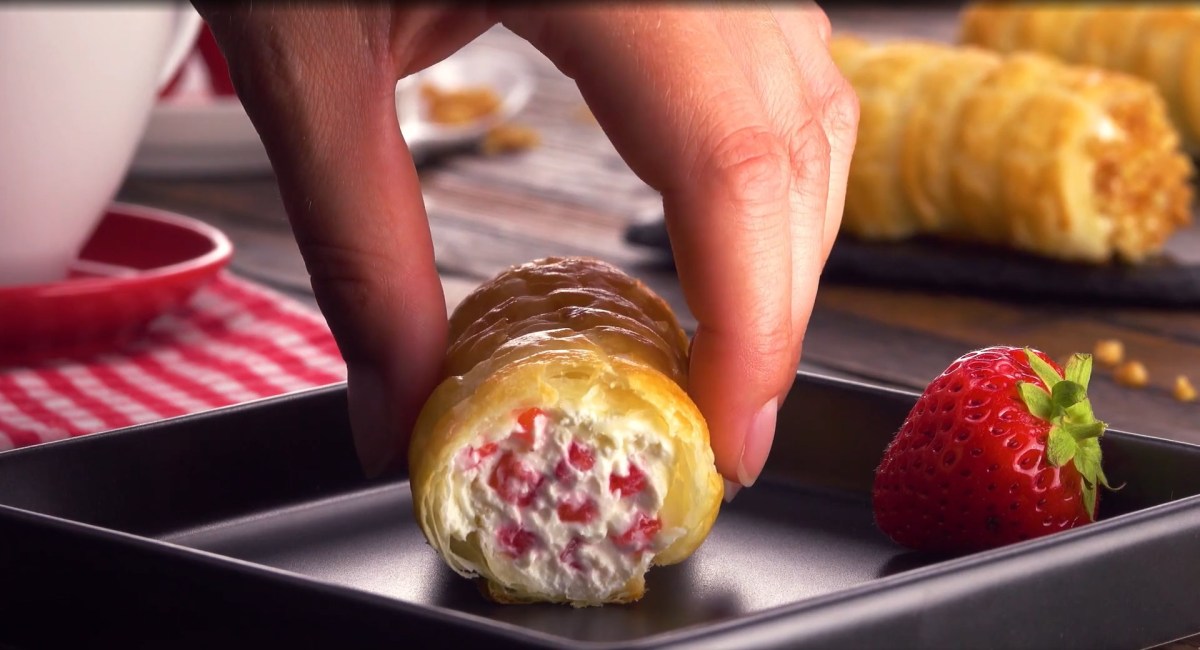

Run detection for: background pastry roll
[[960, 2, 1200, 153], [832, 35, 1193, 264], [409, 257, 723, 607]]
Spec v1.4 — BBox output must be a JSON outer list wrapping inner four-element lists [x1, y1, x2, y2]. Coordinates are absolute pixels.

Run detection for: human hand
[[193, 3, 858, 488]]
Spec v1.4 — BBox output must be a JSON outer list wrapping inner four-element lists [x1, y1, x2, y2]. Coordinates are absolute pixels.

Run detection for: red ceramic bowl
[[0, 203, 233, 366]]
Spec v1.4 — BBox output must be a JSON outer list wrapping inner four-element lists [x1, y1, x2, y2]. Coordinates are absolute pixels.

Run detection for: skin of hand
[[193, 2, 859, 490]]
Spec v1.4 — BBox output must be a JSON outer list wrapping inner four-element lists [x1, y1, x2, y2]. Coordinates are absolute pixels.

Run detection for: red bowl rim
[[0, 202, 234, 299]]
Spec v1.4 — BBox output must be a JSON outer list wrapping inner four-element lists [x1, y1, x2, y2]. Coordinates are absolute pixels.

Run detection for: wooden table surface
[[115, 6, 1200, 647]]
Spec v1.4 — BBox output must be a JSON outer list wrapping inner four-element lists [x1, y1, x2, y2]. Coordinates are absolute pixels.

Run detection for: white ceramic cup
[[0, 3, 202, 287]]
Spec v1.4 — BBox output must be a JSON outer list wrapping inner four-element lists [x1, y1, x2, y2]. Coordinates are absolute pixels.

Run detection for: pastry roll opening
[[442, 400, 682, 605], [1084, 76, 1194, 263]]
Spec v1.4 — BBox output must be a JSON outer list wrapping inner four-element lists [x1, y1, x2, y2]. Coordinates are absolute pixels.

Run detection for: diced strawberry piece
[[556, 495, 598, 523], [497, 524, 538, 557], [554, 441, 596, 482], [609, 463, 647, 498], [554, 459, 572, 482], [488, 451, 544, 507], [559, 537, 586, 571], [510, 407, 546, 448], [612, 513, 662, 554], [460, 441, 499, 470], [568, 441, 595, 471]]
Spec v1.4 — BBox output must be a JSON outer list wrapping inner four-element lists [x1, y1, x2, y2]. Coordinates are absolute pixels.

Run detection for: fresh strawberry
[[872, 346, 1113, 554]]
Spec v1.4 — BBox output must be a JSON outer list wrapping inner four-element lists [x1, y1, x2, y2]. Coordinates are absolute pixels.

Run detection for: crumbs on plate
[[420, 82, 541, 155], [421, 83, 503, 125]]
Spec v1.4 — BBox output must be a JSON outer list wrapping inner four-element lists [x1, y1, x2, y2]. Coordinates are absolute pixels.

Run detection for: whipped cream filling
[[441, 406, 682, 603]]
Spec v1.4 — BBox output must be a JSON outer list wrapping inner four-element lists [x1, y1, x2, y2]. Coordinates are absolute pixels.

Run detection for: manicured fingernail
[[736, 397, 778, 488], [346, 366, 396, 479], [723, 479, 742, 503]]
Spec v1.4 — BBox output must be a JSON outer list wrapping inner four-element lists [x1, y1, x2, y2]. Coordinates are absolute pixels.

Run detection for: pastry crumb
[[481, 124, 541, 155], [1093, 339, 1125, 366], [1174, 375, 1197, 402], [1114, 360, 1149, 388], [422, 83, 502, 125]]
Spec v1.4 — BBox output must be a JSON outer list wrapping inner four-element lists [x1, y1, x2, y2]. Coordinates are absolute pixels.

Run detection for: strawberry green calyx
[[1016, 349, 1111, 520]]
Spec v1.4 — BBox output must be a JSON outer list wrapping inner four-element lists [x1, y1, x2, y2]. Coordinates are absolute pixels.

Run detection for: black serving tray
[[1, 374, 1199, 648]]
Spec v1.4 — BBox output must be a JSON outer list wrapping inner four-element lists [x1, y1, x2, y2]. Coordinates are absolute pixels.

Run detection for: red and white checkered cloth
[[0, 272, 347, 451]]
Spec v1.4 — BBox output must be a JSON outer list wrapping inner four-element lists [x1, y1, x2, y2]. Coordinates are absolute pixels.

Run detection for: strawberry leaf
[[1065, 399, 1094, 424], [1051, 381, 1087, 410], [1096, 464, 1122, 491], [1018, 381, 1054, 421], [1064, 353, 1093, 391], [1046, 426, 1078, 467], [1022, 348, 1109, 521], [1062, 421, 1105, 441], [1081, 480, 1098, 520], [1073, 440, 1104, 521], [1025, 348, 1064, 391]]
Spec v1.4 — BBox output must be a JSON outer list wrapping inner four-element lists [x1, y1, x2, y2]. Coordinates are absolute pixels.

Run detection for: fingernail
[[736, 397, 778, 488], [346, 365, 397, 479], [723, 479, 742, 503]]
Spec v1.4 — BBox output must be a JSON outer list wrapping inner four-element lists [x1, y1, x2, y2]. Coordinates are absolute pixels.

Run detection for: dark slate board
[[624, 215, 1200, 307]]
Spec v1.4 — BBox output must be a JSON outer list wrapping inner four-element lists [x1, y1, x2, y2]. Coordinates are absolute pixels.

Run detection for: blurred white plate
[[131, 46, 536, 178], [396, 47, 536, 162]]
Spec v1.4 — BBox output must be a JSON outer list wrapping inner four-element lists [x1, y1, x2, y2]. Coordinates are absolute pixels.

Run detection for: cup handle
[[155, 4, 204, 90]]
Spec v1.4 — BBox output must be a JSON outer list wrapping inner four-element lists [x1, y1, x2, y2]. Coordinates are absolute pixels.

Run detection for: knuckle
[[787, 118, 832, 175], [743, 316, 796, 378], [301, 242, 389, 308], [821, 78, 861, 140], [752, 319, 794, 361], [702, 316, 795, 386], [702, 125, 792, 205]]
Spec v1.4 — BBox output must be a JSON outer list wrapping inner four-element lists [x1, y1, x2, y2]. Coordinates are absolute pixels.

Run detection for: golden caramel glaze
[[960, 3, 1200, 153], [409, 257, 723, 606], [832, 36, 1193, 264]]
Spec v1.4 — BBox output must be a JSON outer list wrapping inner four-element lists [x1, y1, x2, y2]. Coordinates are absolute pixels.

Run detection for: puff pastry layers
[[961, 3, 1200, 153], [409, 257, 722, 607], [833, 36, 1193, 264]]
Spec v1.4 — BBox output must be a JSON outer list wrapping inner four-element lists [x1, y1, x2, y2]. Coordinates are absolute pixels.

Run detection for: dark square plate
[[1, 374, 1198, 648]]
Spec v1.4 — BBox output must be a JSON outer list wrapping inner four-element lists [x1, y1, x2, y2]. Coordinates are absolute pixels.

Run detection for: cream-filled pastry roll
[[832, 35, 1193, 264], [409, 257, 723, 607], [961, 2, 1200, 153]]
